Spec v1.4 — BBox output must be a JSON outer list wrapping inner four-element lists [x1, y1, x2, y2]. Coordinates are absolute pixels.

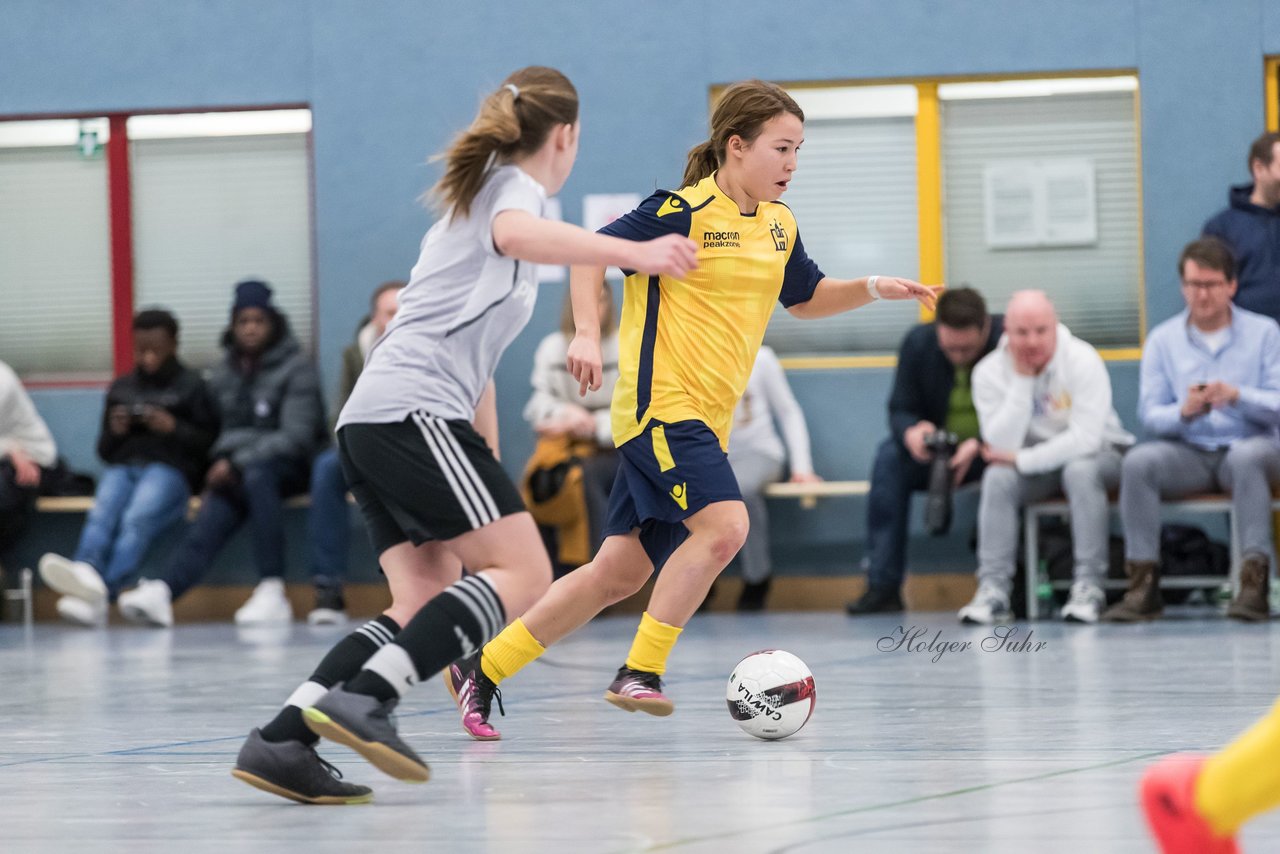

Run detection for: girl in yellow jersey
[[447, 79, 936, 739]]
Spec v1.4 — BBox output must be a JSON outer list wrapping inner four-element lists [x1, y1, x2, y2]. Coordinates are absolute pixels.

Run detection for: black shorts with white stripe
[[336, 414, 525, 554]]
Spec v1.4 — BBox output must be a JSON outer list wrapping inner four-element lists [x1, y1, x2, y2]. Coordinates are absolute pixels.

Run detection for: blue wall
[[3, 0, 1276, 578]]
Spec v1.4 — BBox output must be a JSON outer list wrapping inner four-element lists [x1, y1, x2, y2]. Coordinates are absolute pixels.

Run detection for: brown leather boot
[[1102, 560, 1162, 622], [1226, 554, 1271, 622]]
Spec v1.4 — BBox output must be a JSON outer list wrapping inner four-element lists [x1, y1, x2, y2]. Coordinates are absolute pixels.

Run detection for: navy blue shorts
[[602, 419, 742, 570]]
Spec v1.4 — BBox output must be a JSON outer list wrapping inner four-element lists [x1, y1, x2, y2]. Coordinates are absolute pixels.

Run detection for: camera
[[923, 430, 959, 536]]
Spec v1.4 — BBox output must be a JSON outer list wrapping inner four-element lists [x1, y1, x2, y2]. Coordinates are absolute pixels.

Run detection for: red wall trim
[[106, 114, 134, 375]]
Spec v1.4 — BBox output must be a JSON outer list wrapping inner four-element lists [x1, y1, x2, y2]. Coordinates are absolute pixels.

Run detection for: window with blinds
[[763, 114, 920, 355], [0, 135, 113, 378], [131, 132, 314, 369], [0, 110, 313, 381], [940, 87, 1141, 345]]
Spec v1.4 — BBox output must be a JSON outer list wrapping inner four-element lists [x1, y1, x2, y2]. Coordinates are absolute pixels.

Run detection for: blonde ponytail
[[430, 66, 578, 219]]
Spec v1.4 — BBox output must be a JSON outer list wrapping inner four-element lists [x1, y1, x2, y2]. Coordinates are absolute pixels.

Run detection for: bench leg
[[1025, 510, 1039, 620]]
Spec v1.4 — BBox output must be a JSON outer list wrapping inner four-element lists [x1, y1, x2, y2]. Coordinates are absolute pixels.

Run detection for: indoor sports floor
[[4, 610, 1279, 852]]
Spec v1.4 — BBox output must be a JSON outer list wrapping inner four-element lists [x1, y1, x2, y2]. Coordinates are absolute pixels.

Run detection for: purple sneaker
[[444, 653, 503, 741], [603, 666, 674, 716]]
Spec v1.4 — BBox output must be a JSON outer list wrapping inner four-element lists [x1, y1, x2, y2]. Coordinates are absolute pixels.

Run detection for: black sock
[[260, 614, 401, 744], [347, 575, 505, 702]]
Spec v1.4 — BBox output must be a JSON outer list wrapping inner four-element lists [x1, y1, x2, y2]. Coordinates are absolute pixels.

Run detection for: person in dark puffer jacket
[[118, 280, 327, 628], [38, 309, 217, 627]]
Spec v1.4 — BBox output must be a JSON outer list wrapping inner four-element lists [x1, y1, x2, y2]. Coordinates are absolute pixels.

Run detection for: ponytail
[[430, 66, 579, 219], [681, 140, 720, 187]]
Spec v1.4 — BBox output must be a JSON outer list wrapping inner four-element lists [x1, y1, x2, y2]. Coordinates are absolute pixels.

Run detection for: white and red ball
[[725, 649, 815, 740]]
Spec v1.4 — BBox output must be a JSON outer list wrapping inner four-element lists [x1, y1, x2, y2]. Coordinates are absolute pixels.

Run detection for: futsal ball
[[726, 649, 816, 740]]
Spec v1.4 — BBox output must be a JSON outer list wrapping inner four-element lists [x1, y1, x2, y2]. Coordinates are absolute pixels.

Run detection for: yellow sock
[[480, 619, 545, 685], [1195, 697, 1280, 835], [623, 612, 683, 676]]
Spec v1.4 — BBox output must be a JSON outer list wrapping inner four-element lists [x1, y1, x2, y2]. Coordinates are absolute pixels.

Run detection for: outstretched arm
[[492, 210, 696, 276], [787, 276, 938, 320]]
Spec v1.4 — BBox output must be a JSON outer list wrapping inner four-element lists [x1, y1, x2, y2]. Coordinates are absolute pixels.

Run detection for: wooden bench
[[1023, 494, 1280, 619], [35, 494, 316, 514], [763, 480, 869, 509]]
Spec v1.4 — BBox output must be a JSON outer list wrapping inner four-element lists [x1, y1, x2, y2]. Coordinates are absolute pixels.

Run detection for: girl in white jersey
[[232, 66, 697, 803]]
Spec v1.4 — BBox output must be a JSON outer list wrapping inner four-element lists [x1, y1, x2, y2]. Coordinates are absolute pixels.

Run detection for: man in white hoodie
[[0, 359, 58, 555], [960, 291, 1133, 624]]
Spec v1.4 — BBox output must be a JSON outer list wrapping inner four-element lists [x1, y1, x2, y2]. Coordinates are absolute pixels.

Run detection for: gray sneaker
[[231, 728, 372, 805], [302, 684, 430, 783]]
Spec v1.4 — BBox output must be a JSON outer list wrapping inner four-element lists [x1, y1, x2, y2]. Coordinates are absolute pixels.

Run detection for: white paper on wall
[[583, 193, 642, 280], [983, 159, 1097, 249]]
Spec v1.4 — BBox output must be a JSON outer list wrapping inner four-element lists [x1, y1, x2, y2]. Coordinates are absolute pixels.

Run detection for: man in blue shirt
[[1107, 237, 1280, 623]]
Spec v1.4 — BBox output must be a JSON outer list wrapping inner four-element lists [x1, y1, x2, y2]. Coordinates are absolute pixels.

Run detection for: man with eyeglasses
[[1105, 236, 1280, 623]]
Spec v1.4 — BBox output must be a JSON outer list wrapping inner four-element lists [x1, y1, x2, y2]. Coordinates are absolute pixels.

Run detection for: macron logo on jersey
[[656, 196, 684, 217]]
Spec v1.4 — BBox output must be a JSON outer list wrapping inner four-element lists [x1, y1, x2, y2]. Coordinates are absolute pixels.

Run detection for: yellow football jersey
[[598, 173, 823, 450]]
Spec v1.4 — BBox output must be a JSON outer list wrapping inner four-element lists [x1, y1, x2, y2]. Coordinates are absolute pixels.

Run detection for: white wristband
[[866, 276, 881, 300]]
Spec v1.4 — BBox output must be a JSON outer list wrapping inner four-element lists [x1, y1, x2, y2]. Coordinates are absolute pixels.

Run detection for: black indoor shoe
[[845, 586, 904, 616]]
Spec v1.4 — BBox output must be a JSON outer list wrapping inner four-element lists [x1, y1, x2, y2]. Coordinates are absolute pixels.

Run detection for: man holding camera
[[1106, 237, 1280, 623], [847, 288, 1001, 615], [38, 309, 217, 626], [961, 290, 1133, 624]]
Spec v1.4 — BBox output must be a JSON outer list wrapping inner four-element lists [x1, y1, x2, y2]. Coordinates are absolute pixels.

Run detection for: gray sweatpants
[[976, 448, 1123, 594], [1120, 436, 1280, 561], [727, 453, 784, 585]]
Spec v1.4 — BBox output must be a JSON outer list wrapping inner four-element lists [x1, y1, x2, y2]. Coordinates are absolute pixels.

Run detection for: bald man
[[960, 291, 1133, 624]]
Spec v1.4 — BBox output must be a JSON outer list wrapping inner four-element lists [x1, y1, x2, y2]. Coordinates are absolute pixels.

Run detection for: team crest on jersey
[[769, 219, 787, 251]]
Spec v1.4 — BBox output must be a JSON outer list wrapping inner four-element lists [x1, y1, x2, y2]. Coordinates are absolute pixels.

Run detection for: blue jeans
[[161, 458, 308, 600], [864, 437, 985, 592], [74, 463, 190, 597], [307, 446, 349, 585]]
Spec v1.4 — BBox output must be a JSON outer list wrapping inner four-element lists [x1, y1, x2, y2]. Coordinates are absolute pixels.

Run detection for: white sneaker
[[39, 553, 107, 604], [958, 581, 1013, 625], [1061, 580, 1106, 624], [234, 578, 293, 626], [307, 607, 348, 627], [118, 578, 174, 628], [56, 594, 107, 628]]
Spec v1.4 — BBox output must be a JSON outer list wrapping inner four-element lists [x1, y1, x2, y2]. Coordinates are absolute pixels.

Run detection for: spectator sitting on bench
[[38, 309, 217, 627], [1106, 237, 1280, 624], [847, 287, 1001, 616], [117, 280, 328, 627], [961, 290, 1133, 625], [729, 345, 819, 611], [304, 279, 405, 626], [0, 359, 58, 559]]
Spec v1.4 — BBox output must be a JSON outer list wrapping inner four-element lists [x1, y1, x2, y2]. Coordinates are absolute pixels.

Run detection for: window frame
[[0, 103, 316, 388], [713, 70, 1146, 370]]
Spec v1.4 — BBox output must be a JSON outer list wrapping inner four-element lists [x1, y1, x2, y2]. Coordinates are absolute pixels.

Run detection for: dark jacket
[[207, 326, 328, 471], [887, 315, 1004, 448], [96, 357, 218, 490], [1203, 184, 1280, 322]]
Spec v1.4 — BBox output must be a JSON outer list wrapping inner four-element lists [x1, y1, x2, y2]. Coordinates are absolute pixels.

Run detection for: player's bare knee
[[707, 518, 749, 565]]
